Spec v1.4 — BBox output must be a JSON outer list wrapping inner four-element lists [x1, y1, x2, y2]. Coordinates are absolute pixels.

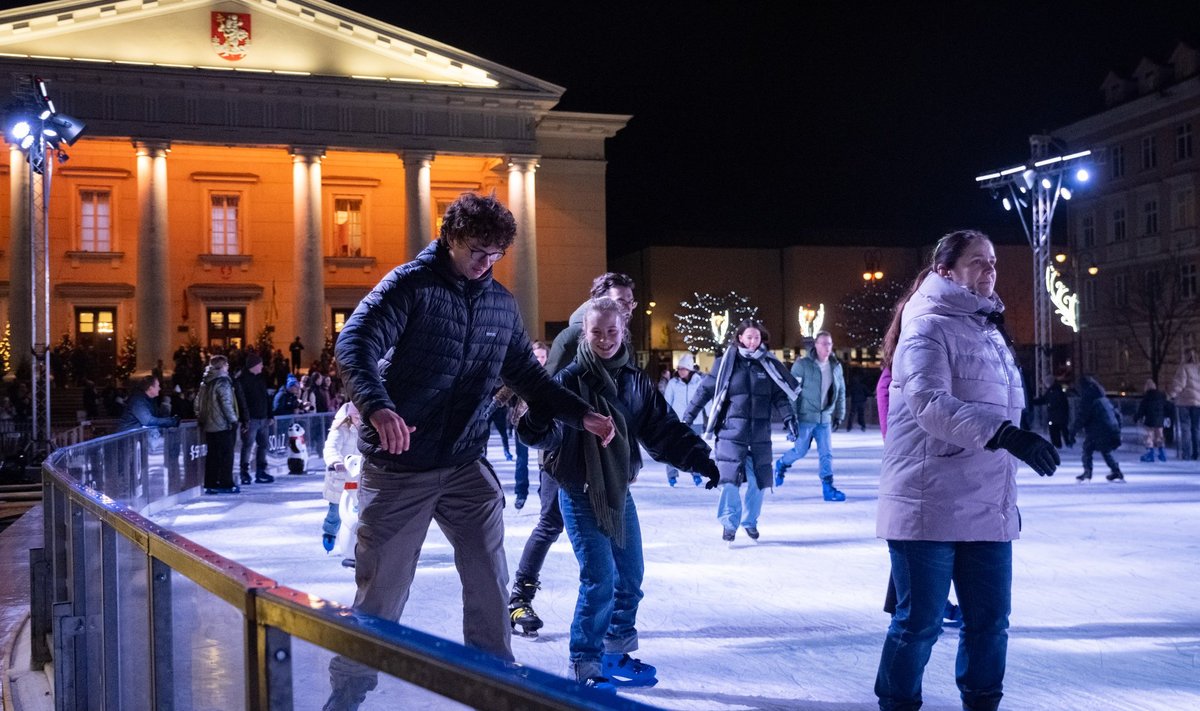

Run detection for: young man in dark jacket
[[325, 192, 615, 709], [234, 351, 274, 484]]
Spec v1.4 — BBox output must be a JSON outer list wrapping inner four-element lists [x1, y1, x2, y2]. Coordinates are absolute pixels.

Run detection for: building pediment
[[0, 0, 562, 94]]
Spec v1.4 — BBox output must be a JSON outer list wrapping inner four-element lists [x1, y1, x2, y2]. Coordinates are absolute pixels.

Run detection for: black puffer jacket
[[1071, 376, 1121, 451], [335, 240, 590, 469], [518, 355, 713, 492], [682, 352, 792, 447], [1134, 387, 1169, 428]]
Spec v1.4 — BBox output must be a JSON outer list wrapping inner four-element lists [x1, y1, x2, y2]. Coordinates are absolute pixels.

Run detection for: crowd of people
[[106, 192, 1195, 710]]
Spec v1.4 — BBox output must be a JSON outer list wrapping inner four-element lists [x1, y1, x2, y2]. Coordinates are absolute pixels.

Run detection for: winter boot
[[821, 477, 846, 502], [1076, 470, 1092, 482], [1140, 447, 1155, 462], [773, 459, 787, 486], [1106, 469, 1125, 483], [1157, 447, 1167, 462], [602, 653, 658, 687], [508, 578, 543, 637]]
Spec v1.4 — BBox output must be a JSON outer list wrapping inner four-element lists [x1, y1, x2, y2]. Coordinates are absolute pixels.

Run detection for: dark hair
[[439, 192, 517, 250], [134, 375, 159, 393], [734, 318, 769, 346], [881, 229, 992, 368], [588, 272, 636, 299]]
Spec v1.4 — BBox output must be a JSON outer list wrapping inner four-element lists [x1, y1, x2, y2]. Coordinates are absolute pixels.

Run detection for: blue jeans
[[514, 441, 530, 498], [666, 423, 705, 480], [876, 540, 1012, 711], [717, 454, 764, 530], [778, 421, 833, 479], [559, 486, 643, 681], [1181, 405, 1200, 459]]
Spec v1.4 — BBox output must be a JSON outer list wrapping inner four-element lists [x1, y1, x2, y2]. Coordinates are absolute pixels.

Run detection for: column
[[401, 151, 434, 260], [291, 146, 325, 365], [6, 147, 30, 378], [507, 155, 539, 337], [134, 140, 172, 375]]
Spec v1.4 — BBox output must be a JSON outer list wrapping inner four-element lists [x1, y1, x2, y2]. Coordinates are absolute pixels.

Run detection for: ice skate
[[514, 494, 526, 510], [773, 459, 787, 486], [1106, 470, 1125, 482], [722, 527, 736, 545], [509, 577, 543, 638], [322, 534, 335, 552], [1076, 471, 1092, 482], [692, 474, 703, 486], [602, 653, 657, 687], [821, 477, 846, 502], [743, 526, 760, 541], [1140, 448, 1155, 462], [582, 676, 616, 693], [1157, 447, 1167, 462], [668, 476, 677, 487]]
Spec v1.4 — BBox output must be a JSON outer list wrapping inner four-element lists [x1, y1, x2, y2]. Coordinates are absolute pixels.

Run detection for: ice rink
[[152, 428, 1200, 710]]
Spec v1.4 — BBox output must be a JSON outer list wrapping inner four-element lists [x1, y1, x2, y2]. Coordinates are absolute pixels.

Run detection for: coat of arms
[[211, 12, 251, 61]]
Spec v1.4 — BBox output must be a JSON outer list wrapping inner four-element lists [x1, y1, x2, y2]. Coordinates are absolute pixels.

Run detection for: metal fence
[[36, 415, 654, 710]]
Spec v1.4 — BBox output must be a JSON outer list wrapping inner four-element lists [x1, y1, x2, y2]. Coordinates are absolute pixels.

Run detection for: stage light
[[1054, 253, 1067, 263], [1002, 197, 1012, 211], [1060, 187, 1072, 200], [46, 113, 84, 146], [9, 120, 30, 141], [1075, 168, 1090, 182], [1041, 177, 1052, 189]]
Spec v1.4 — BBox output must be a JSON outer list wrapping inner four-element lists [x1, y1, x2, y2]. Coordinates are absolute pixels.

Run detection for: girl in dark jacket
[[682, 319, 797, 543], [519, 298, 719, 690], [1134, 378, 1169, 462], [1072, 375, 1124, 482]]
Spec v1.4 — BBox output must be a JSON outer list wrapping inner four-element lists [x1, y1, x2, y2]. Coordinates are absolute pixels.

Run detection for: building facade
[[0, 0, 626, 379], [1057, 42, 1200, 392]]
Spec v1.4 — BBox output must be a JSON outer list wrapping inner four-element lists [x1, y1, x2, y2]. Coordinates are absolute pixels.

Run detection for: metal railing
[[35, 415, 653, 710]]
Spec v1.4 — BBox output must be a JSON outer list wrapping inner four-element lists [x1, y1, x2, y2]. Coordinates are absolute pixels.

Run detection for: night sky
[[346, 1, 1197, 257]]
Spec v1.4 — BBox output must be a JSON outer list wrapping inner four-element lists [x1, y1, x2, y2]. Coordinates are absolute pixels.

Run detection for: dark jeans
[[490, 408, 511, 455], [1180, 405, 1200, 459], [513, 470, 562, 583], [239, 417, 270, 477], [1081, 440, 1120, 474], [846, 401, 866, 430], [203, 428, 237, 489], [876, 540, 1011, 711], [514, 441, 530, 498]]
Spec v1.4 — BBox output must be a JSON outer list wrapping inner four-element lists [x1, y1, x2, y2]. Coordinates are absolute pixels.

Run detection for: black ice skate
[[509, 578, 543, 638]]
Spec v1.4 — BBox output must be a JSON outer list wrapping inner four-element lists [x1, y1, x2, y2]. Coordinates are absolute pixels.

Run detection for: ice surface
[[152, 429, 1200, 710]]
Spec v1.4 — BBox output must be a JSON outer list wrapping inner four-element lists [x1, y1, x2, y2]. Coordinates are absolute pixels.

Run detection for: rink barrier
[[36, 415, 656, 710]]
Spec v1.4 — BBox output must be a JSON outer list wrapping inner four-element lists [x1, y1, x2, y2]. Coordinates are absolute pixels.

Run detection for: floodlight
[[1018, 169, 1036, 190], [1054, 253, 1067, 263], [8, 120, 30, 141], [1040, 177, 1052, 189], [1075, 168, 1089, 182], [1060, 187, 1072, 200], [46, 113, 84, 146], [1001, 197, 1012, 211], [873, 271, 884, 280]]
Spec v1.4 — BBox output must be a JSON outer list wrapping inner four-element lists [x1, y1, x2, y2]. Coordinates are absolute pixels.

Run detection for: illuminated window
[[75, 307, 117, 376], [1141, 135, 1157, 170], [207, 308, 245, 349], [332, 307, 354, 334], [1081, 213, 1095, 248], [1172, 187, 1194, 229], [210, 194, 241, 254], [1111, 207, 1126, 242], [333, 197, 364, 256], [1110, 145, 1125, 179], [1177, 123, 1193, 161], [1142, 199, 1159, 235], [79, 189, 111, 251]]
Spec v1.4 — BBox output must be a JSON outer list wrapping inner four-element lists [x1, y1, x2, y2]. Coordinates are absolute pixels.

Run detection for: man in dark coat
[[1032, 378, 1075, 449], [234, 351, 274, 484], [115, 375, 178, 432], [325, 192, 614, 709]]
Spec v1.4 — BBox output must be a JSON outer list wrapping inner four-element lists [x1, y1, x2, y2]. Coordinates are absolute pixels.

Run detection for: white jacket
[[664, 373, 705, 425], [322, 403, 360, 504], [877, 273, 1025, 542], [1169, 361, 1200, 407]]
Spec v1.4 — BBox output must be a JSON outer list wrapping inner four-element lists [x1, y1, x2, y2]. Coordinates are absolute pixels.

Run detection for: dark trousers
[[1047, 421, 1074, 449], [203, 428, 237, 489], [1081, 440, 1120, 474], [1181, 405, 1200, 459], [846, 402, 866, 430], [513, 470, 563, 584], [513, 441, 530, 498], [239, 418, 270, 477]]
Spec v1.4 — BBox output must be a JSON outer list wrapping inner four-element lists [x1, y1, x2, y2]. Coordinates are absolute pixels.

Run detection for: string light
[[674, 291, 758, 353]]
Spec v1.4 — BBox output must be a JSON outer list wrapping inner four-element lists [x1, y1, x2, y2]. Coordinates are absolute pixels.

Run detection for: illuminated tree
[[674, 292, 758, 353], [835, 279, 908, 350], [115, 328, 137, 382]]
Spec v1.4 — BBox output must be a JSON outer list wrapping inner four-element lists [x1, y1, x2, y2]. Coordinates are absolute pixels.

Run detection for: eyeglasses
[[614, 298, 637, 310], [468, 245, 506, 264]]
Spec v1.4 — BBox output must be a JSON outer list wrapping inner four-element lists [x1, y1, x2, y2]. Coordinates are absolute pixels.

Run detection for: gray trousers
[[327, 457, 513, 707]]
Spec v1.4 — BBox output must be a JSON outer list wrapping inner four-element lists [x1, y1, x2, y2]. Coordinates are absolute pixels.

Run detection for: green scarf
[[574, 342, 633, 548]]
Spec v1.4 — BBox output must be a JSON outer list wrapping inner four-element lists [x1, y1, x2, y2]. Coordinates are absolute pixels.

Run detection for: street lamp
[[863, 249, 884, 282], [975, 134, 1091, 391], [4, 75, 86, 459]]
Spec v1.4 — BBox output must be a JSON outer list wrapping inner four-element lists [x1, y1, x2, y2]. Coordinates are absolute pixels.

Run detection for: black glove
[[695, 459, 720, 490], [784, 419, 798, 442], [988, 423, 1060, 477], [831, 421, 841, 432]]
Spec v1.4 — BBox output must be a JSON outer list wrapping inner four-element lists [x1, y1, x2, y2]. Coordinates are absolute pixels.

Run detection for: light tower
[[975, 135, 1091, 392]]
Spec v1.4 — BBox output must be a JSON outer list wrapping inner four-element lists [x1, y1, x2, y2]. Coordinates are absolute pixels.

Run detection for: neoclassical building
[[0, 0, 626, 378]]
